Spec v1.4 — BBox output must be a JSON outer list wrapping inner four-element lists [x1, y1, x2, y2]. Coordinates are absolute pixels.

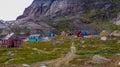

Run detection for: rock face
[[7, 0, 120, 34], [17, 0, 120, 20], [17, 0, 84, 19], [114, 13, 120, 25], [0, 20, 6, 29]]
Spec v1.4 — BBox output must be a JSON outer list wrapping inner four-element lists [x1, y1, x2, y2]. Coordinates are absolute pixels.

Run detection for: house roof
[[3, 33, 14, 40], [29, 34, 42, 37]]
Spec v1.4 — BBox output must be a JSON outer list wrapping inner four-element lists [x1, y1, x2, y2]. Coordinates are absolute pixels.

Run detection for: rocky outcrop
[[114, 13, 120, 25], [17, 0, 120, 20], [0, 20, 6, 29], [91, 55, 110, 64], [9, 0, 120, 34]]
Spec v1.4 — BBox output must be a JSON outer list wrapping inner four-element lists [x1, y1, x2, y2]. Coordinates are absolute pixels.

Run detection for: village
[[0, 30, 120, 67]]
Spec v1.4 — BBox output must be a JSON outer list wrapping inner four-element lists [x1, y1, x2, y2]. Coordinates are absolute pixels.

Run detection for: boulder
[[100, 37, 108, 41], [22, 64, 30, 67], [118, 62, 120, 66], [39, 64, 46, 67], [91, 55, 110, 64]]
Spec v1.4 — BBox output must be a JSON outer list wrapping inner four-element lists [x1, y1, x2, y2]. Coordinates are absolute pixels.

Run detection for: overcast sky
[[0, 0, 33, 21]]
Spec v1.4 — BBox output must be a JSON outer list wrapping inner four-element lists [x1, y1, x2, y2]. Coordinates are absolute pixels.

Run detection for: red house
[[2, 33, 22, 47], [77, 31, 83, 37]]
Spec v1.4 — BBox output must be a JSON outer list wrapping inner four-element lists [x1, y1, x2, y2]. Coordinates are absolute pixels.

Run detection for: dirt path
[[31, 42, 76, 67]]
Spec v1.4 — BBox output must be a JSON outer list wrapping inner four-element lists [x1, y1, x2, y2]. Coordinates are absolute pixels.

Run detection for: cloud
[[0, 0, 33, 21]]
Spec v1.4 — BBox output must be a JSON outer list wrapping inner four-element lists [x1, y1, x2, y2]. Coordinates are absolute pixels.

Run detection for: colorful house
[[0, 38, 2, 44], [28, 34, 42, 42], [77, 30, 90, 37], [2, 33, 22, 47], [81, 30, 90, 36], [45, 31, 55, 37], [77, 31, 83, 37]]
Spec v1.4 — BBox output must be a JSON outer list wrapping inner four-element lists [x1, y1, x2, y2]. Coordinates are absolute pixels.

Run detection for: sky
[[0, 0, 33, 21]]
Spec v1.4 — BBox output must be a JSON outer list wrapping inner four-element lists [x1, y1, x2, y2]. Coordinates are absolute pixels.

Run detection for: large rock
[[114, 13, 120, 25], [91, 55, 110, 64]]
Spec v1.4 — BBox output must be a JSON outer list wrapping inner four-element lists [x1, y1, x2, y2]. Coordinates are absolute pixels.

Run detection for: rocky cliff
[[17, 0, 120, 20], [9, 0, 120, 34]]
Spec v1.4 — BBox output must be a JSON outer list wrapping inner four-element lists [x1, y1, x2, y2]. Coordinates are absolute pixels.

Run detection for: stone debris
[[22, 64, 30, 67], [118, 62, 120, 65], [7, 51, 15, 56], [100, 37, 108, 41], [52, 40, 64, 46], [116, 53, 120, 56], [81, 41, 85, 44], [4, 59, 14, 64], [43, 37, 50, 42], [91, 55, 110, 64], [117, 40, 120, 44], [39, 64, 46, 67], [32, 48, 38, 51]]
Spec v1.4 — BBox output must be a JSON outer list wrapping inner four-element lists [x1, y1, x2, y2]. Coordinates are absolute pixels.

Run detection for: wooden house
[[2, 33, 22, 47]]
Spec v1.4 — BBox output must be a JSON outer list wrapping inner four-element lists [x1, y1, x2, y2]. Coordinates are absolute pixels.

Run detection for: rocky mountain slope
[[0, 20, 6, 29], [7, 0, 120, 34], [114, 13, 120, 25], [17, 0, 120, 20]]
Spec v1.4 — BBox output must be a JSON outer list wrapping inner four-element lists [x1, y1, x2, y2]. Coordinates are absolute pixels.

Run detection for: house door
[[11, 40, 14, 47]]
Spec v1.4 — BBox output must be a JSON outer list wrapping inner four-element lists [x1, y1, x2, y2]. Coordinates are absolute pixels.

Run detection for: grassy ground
[[0, 36, 120, 67], [0, 36, 71, 66], [70, 36, 120, 67]]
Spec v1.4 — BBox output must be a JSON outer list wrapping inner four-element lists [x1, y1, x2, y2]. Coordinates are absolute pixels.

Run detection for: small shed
[[28, 34, 42, 42], [2, 33, 22, 47], [45, 31, 55, 37]]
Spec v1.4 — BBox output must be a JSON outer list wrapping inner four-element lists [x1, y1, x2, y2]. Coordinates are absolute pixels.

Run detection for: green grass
[[0, 36, 72, 66], [0, 36, 120, 66], [70, 36, 120, 66]]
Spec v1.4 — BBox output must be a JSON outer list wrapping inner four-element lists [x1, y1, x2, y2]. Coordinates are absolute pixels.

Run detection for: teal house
[[28, 34, 42, 42]]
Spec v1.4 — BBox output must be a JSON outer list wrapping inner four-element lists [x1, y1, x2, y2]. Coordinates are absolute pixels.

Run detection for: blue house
[[0, 38, 2, 44], [45, 31, 55, 37], [81, 30, 90, 36], [28, 34, 42, 42]]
